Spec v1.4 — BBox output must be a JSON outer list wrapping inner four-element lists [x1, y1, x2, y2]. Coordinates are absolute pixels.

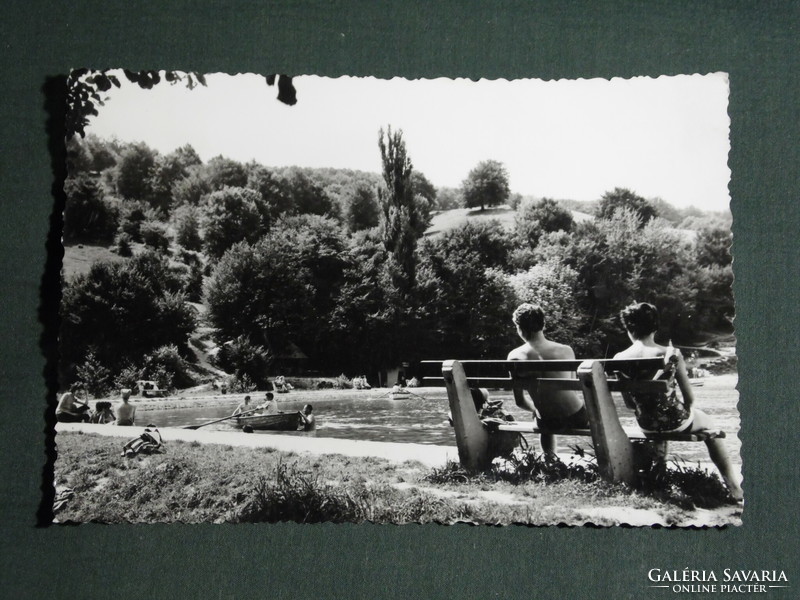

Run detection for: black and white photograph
[[54, 70, 743, 527]]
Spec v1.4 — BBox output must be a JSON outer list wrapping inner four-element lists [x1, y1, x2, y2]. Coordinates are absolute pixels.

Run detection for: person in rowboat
[[232, 395, 252, 417], [257, 392, 278, 414]]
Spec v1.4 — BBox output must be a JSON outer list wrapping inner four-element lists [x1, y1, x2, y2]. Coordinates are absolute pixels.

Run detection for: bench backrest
[[421, 358, 668, 392]]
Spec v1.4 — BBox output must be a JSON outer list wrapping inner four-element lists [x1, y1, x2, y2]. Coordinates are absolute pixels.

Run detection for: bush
[[73, 350, 113, 398], [140, 220, 171, 252], [237, 462, 366, 524], [113, 364, 141, 391], [489, 447, 600, 485], [183, 261, 205, 303], [173, 204, 203, 251], [117, 201, 150, 242], [225, 373, 258, 394], [334, 373, 352, 389], [215, 336, 272, 389], [140, 345, 196, 390], [115, 231, 133, 257]]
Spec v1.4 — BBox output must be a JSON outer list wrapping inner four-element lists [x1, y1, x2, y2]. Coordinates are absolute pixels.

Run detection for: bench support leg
[[578, 360, 637, 486], [443, 360, 492, 472]]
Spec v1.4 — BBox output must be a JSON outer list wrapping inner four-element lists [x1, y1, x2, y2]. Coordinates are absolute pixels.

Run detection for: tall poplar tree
[[377, 127, 420, 293]]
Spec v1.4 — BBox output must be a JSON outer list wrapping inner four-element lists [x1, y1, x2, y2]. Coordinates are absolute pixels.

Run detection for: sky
[[85, 71, 732, 211]]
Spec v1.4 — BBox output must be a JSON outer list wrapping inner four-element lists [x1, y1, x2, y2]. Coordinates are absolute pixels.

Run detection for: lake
[[141, 380, 742, 466]]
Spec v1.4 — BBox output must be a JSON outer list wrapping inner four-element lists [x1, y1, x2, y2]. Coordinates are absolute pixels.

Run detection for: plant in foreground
[[426, 445, 734, 510]]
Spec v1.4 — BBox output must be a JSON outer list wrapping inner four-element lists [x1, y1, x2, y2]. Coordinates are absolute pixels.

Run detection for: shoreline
[[56, 421, 460, 467], [115, 387, 427, 412]]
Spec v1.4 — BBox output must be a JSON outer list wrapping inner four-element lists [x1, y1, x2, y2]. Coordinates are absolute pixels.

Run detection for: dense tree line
[[61, 132, 734, 393]]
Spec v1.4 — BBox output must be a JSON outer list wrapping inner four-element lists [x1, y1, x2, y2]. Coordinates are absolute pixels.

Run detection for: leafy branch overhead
[[65, 69, 296, 139]]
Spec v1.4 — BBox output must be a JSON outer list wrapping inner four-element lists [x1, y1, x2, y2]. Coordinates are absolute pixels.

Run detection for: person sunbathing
[[91, 401, 115, 424], [614, 301, 743, 501], [115, 389, 136, 426], [55, 388, 90, 423], [507, 303, 589, 454]]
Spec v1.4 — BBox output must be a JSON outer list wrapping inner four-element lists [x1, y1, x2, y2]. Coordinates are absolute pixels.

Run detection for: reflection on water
[[143, 386, 741, 464]]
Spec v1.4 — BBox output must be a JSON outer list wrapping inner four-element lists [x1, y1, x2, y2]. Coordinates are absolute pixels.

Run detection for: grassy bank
[[54, 432, 741, 526]]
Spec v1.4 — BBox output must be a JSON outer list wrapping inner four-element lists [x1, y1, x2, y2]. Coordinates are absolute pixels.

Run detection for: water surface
[[143, 384, 741, 465]]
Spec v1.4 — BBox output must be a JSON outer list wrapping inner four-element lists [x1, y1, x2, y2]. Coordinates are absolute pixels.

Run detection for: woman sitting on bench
[[615, 302, 743, 502]]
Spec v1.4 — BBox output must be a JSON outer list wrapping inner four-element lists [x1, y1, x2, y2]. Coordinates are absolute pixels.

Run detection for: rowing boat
[[389, 389, 412, 400], [232, 411, 303, 431]]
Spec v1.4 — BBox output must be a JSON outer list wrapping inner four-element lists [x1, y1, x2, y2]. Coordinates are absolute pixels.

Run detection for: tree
[[597, 187, 657, 226], [329, 230, 400, 373], [246, 164, 293, 224], [345, 182, 380, 232], [206, 156, 249, 190], [202, 187, 265, 259], [285, 171, 339, 218], [537, 208, 698, 351], [506, 259, 584, 350], [115, 142, 157, 202], [410, 171, 436, 233], [206, 215, 348, 369], [63, 173, 119, 243], [172, 169, 212, 206], [514, 198, 574, 249], [695, 226, 732, 267], [148, 145, 203, 213], [172, 204, 204, 251], [435, 187, 462, 211], [60, 251, 196, 383], [377, 127, 421, 292], [416, 227, 518, 359], [461, 159, 510, 211]]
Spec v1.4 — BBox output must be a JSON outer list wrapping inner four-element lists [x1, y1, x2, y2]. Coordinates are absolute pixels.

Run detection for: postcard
[[53, 70, 743, 527]]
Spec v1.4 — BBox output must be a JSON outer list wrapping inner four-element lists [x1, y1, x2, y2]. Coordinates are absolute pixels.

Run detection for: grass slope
[[54, 432, 741, 526]]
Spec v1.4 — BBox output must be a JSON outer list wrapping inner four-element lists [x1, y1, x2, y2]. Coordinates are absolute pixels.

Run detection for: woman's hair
[[619, 302, 659, 339], [512, 303, 545, 338]]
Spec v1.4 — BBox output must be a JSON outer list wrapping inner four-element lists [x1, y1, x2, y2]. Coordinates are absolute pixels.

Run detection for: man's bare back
[[507, 335, 584, 419]]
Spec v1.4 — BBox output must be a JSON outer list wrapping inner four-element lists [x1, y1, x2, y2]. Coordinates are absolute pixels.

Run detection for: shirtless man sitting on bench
[[507, 303, 589, 454]]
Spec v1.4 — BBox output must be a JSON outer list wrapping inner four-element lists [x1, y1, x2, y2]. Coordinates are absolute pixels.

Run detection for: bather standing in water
[[299, 404, 316, 432]]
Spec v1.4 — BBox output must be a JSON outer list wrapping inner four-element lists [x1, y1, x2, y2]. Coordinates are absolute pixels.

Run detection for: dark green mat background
[[1, 2, 797, 598]]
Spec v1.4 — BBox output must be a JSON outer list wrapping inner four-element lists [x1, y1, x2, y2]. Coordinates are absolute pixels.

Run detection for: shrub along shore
[[53, 431, 742, 527]]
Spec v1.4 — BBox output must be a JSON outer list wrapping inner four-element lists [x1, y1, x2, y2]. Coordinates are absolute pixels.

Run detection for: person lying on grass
[[507, 303, 590, 455], [614, 301, 743, 502]]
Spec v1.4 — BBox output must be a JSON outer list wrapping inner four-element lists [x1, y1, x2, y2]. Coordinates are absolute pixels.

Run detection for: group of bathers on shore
[[470, 301, 743, 501], [56, 388, 137, 426]]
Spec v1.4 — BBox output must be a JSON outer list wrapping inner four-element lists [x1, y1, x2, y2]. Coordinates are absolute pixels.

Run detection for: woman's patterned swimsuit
[[620, 352, 693, 433]]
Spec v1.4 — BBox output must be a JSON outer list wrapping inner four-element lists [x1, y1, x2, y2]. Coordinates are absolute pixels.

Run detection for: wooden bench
[[421, 358, 725, 485]]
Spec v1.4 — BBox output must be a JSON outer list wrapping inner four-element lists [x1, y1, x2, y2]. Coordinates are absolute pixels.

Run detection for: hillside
[[424, 205, 594, 237]]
